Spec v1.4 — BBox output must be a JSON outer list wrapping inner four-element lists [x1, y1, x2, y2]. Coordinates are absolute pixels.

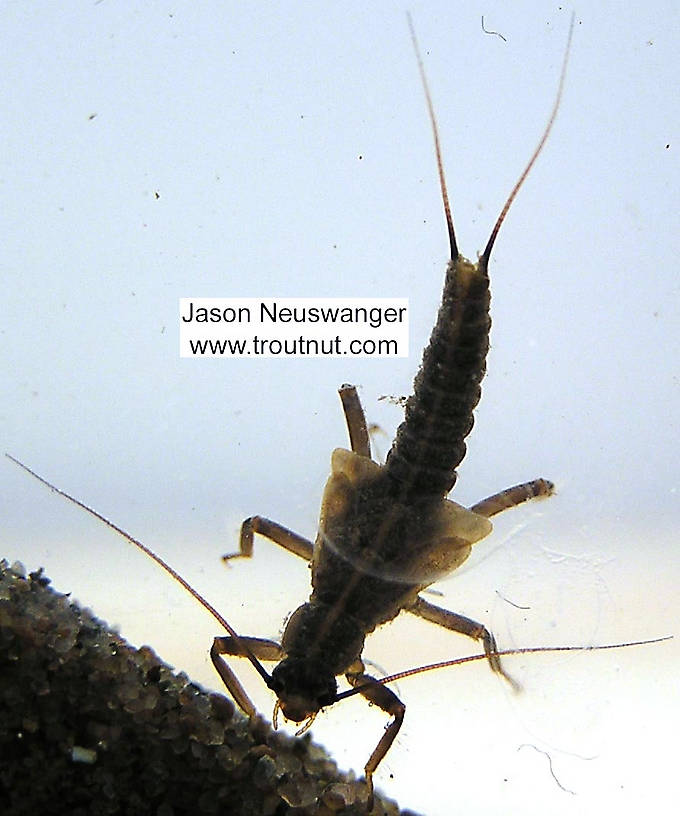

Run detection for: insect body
[[13, 13, 654, 812], [213, 16, 573, 806]]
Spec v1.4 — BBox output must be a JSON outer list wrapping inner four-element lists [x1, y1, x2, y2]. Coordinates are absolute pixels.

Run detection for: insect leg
[[222, 516, 313, 562], [211, 635, 283, 718], [338, 383, 371, 458], [345, 663, 406, 811], [407, 596, 520, 691], [470, 478, 554, 518], [222, 384, 371, 564]]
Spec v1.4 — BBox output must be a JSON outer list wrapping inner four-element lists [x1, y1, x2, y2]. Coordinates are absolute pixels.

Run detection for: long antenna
[[335, 636, 672, 701], [6, 453, 272, 686]]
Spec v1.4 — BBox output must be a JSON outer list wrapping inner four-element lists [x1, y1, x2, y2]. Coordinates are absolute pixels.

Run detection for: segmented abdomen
[[384, 257, 490, 502]]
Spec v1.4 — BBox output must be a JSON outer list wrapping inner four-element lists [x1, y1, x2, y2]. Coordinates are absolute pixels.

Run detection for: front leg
[[407, 596, 520, 691], [211, 635, 283, 718], [346, 662, 406, 812]]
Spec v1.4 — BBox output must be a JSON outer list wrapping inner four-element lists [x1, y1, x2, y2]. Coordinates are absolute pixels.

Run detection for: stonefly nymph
[[8, 12, 669, 812]]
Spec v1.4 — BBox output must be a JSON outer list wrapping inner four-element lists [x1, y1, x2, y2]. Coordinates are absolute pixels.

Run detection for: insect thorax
[[311, 447, 492, 617]]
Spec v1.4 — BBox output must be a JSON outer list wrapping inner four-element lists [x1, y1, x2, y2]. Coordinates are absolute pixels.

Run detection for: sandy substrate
[[0, 560, 414, 816]]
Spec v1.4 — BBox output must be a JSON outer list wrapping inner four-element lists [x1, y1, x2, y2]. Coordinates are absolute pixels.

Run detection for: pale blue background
[[2, 2, 678, 814]]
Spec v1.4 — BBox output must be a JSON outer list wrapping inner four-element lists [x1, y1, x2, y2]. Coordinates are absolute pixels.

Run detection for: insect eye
[[317, 690, 336, 708], [268, 674, 284, 695]]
